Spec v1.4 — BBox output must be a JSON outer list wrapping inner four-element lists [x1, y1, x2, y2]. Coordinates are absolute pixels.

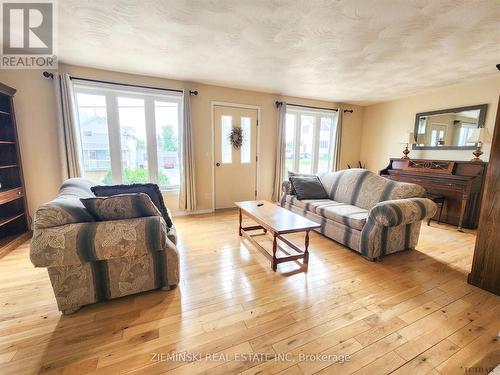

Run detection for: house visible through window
[[73, 81, 183, 190], [285, 107, 338, 176]]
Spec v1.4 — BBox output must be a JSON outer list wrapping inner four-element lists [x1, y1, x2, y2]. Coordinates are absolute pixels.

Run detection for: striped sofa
[[281, 169, 436, 260], [30, 178, 180, 314]]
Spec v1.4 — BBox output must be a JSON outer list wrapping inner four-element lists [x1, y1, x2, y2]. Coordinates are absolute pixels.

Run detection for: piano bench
[[426, 194, 446, 226]]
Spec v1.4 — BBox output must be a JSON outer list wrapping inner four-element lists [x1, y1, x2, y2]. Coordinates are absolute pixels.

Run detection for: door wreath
[[228, 127, 244, 149]]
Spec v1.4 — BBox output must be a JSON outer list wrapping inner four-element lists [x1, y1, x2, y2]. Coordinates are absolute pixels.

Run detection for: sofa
[[281, 169, 437, 260], [30, 178, 180, 314]]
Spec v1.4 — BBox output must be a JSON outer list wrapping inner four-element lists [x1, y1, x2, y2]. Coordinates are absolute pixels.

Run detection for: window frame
[[73, 81, 183, 191], [285, 107, 338, 176]]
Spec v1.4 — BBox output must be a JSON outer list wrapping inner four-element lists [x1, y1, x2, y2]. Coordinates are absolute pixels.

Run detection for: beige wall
[[0, 65, 364, 218], [0, 70, 61, 220], [2, 63, 496, 221], [360, 76, 500, 172]]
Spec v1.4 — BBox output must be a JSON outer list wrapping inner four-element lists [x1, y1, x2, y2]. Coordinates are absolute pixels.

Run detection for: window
[[458, 124, 477, 146], [155, 101, 181, 187], [240, 117, 251, 163], [221, 115, 232, 164], [74, 81, 183, 190], [118, 97, 149, 184], [74, 93, 112, 182], [284, 107, 338, 176]]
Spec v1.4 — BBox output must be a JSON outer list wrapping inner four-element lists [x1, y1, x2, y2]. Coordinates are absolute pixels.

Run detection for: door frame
[[211, 101, 261, 211]]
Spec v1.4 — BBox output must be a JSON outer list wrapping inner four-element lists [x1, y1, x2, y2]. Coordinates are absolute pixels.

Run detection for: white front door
[[214, 105, 258, 209]]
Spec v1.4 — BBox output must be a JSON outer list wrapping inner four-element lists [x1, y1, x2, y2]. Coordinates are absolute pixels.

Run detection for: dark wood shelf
[[0, 187, 24, 205], [0, 213, 24, 227], [0, 164, 18, 169], [0, 81, 29, 258], [0, 186, 22, 193]]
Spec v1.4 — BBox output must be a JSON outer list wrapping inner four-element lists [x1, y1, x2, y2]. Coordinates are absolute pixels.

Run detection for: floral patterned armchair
[[30, 178, 180, 314]]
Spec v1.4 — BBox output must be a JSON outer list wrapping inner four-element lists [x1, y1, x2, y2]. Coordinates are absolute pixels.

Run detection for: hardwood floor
[[0, 210, 499, 374]]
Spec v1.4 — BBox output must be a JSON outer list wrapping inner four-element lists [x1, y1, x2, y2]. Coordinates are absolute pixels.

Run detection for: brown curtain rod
[[42, 71, 198, 96], [275, 101, 353, 113]]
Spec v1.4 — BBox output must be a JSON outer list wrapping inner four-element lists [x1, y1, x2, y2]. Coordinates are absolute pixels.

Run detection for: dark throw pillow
[[287, 171, 315, 195], [289, 176, 328, 200], [81, 193, 162, 221], [91, 183, 173, 228]]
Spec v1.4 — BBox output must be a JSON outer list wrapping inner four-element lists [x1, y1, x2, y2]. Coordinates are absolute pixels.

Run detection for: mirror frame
[[412, 104, 488, 150]]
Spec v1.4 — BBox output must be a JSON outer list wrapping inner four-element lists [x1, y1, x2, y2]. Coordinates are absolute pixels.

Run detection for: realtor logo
[[1, 1, 57, 68], [3, 2, 52, 54]]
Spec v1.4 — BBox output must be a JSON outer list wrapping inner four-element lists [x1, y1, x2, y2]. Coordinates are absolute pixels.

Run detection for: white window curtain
[[179, 90, 196, 211], [272, 102, 287, 202], [332, 108, 343, 171], [54, 73, 83, 180]]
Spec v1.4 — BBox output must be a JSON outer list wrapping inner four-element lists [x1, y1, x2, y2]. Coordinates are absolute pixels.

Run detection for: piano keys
[[380, 159, 487, 231]]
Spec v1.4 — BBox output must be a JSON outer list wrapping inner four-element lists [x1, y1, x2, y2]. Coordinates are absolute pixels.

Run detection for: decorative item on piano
[[467, 128, 492, 162], [400, 132, 416, 159]]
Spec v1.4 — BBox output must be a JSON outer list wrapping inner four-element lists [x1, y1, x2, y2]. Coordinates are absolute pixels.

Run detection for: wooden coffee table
[[235, 200, 321, 271]]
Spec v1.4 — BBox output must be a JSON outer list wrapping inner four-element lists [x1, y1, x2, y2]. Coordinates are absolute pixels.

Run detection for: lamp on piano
[[400, 132, 416, 159], [467, 128, 491, 162]]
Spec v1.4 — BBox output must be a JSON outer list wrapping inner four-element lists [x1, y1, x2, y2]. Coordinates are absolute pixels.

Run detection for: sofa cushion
[[289, 176, 329, 200], [285, 196, 333, 212], [316, 203, 368, 231], [81, 193, 162, 222], [91, 183, 173, 228]]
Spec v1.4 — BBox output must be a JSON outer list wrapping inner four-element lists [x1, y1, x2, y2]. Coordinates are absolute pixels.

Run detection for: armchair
[[30, 178, 180, 314]]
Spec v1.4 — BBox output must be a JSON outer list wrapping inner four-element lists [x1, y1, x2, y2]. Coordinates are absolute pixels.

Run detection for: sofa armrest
[[30, 216, 172, 267], [280, 180, 294, 206], [282, 180, 293, 195], [368, 198, 437, 227]]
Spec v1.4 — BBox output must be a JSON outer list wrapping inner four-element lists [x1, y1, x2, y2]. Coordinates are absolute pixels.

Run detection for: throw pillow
[[91, 183, 173, 228], [289, 176, 329, 200], [81, 193, 162, 222], [287, 171, 316, 195]]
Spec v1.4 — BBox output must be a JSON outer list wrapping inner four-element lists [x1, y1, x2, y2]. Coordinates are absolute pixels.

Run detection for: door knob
[[216, 162, 221, 167]]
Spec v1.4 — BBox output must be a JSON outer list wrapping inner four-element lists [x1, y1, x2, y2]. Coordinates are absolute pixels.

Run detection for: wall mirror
[[413, 104, 488, 150]]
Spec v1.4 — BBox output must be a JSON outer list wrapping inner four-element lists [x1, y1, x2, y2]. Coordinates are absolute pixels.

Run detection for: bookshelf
[[0, 82, 30, 258]]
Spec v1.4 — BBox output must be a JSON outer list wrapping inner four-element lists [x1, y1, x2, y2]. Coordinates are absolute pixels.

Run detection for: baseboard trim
[[172, 209, 214, 217]]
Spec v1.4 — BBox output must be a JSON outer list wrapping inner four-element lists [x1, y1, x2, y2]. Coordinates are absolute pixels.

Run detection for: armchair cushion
[[369, 197, 437, 227], [81, 193, 161, 221], [91, 183, 173, 228]]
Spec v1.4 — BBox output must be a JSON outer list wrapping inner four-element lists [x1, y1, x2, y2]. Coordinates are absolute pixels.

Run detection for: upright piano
[[380, 159, 487, 230]]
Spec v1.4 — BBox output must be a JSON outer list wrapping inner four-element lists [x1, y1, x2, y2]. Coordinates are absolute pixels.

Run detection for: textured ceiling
[[58, 0, 500, 104]]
